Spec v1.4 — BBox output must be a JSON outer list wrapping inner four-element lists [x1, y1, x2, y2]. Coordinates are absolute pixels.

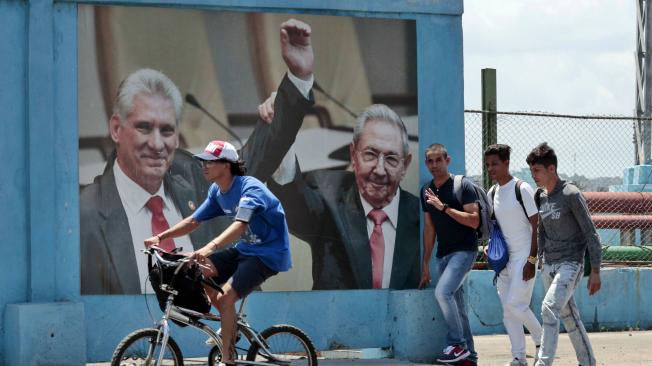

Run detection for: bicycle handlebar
[[143, 246, 224, 295], [144, 246, 189, 264]]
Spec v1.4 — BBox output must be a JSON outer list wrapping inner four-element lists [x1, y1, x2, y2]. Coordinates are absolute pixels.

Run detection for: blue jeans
[[535, 262, 596, 366], [434, 250, 477, 355]]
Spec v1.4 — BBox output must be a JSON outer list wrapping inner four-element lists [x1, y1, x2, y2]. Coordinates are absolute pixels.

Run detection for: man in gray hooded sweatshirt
[[527, 142, 601, 366]]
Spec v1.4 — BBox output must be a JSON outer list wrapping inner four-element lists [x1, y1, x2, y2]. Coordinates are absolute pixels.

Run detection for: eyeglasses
[[356, 149, 404, 169]]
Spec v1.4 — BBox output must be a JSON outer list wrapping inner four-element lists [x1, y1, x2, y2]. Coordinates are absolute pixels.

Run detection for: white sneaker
[[206, 328, 222, 345], [505, 358, 527, 366], [534, 345, 541, 364]]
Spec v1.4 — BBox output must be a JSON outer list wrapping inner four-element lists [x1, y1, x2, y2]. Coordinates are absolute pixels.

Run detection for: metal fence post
[[481, 68, 497, 189]]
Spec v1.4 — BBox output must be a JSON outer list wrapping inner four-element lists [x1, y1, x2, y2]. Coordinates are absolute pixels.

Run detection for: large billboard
[[79, 6, 418, 294]]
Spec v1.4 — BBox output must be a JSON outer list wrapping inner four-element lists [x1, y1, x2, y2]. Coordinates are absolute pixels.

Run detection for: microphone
[[313, 81, 358, 120], [185, 94, 244, 148]]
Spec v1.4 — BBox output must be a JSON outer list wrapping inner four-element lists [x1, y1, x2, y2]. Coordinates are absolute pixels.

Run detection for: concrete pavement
[[473, 329, 651, 365], [90, 330, 652, 365]]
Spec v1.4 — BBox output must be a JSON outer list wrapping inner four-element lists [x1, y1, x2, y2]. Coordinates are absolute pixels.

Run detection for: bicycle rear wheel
[[111, 328, 184, 366], [246, 325, 317, 366]]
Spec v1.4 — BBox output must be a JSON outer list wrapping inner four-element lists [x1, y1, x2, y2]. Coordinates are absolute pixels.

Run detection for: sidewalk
[[91, 330, 652, 365], [473, 330, 651, 365]]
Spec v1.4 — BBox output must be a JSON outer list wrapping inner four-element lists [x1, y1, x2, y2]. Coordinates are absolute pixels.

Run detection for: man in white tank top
[[485, 144, 542, 366]]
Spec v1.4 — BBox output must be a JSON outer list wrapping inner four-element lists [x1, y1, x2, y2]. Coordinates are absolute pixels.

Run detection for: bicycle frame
[[152, 280, 284, 366]]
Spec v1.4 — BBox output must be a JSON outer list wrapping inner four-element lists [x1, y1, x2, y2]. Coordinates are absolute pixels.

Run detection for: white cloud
[[463, 0, 636, 114]]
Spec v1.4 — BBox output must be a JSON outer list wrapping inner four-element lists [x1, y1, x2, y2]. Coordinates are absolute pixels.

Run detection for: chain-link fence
[[465, 110, 652, 266]]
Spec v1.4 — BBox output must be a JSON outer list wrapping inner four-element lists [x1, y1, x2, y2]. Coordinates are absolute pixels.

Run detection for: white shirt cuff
[[287, 71, 314, 100], [272, 145, 298, 185]]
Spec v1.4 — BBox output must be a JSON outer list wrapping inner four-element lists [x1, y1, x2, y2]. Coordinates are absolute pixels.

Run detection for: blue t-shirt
[[420, 175, 479, 257], [192, 175, 291, 272]]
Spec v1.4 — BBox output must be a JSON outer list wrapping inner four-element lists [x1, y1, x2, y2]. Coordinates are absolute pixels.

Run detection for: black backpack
[[148, 252, 211, 325], [452, 175, 493, 241]]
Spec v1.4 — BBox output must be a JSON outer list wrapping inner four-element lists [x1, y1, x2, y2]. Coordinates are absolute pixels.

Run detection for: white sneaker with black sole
[[505, 357, 527, 366]]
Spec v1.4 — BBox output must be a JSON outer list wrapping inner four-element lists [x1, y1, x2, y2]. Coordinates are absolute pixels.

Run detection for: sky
[[461, 1, 639, 179], [463, 0, 636, 115]]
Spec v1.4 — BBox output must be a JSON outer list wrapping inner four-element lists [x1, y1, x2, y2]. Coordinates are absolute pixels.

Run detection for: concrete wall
[[0, 1, 464, 364], [82, 268, 652, 362], [468, 268, 652, 336], [6, 1, 650, 365]]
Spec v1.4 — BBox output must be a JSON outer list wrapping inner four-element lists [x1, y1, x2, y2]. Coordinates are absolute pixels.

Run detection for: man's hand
[[258, 91, 277, 124], [425, 188, 445, 211], [522, 262, 536, 281], [189, 244, 214, 260], [144, 235, 160, 248], [281, 19, 314, 80], [418, 267, 431, 289], [587, 271, 601, 295]]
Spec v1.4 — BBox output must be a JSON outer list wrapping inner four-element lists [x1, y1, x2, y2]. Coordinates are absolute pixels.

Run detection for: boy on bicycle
[[144, 18, 313, 366], [145, 139, 292, 366]]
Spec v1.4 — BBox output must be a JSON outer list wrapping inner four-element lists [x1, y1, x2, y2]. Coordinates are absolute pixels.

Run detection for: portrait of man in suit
[[79, 19, 322, 295], [78, 9, 418, 293], [80, 69, 224, 294], [253, 21, 420, 289]]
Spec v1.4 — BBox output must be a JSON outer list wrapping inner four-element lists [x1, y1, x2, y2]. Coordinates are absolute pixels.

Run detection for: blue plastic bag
[[487, 221, 509, 281]]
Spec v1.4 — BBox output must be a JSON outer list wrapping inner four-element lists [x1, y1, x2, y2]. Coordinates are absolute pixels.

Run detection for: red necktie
[[368, 209, 388, 289], [146, 195, 176, 252]]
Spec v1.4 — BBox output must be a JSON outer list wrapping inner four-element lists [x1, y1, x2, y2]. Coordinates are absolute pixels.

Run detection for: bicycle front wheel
[[246, 325, 318, 366], [111, 328, 184, 366]]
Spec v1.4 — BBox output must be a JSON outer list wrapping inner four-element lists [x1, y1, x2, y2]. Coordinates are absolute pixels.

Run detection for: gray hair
[[352, 104, 409, 156], [113, 68, 183, 124]]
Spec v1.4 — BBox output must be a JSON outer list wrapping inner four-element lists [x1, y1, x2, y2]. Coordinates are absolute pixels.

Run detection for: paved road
[[91, 330, 652, 365]]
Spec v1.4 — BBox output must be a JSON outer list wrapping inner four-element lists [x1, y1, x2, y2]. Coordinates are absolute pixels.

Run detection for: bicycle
[[111, 246, 318, 366]]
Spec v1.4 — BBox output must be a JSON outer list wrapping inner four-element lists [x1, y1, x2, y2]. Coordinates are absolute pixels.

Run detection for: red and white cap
[[193, 140, 239, 162]]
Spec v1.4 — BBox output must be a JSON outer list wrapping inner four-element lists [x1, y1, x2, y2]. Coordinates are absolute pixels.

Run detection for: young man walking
[[420, 143, 480, 365], [485, 144, 542, 366], [526, 142, 602, 366]]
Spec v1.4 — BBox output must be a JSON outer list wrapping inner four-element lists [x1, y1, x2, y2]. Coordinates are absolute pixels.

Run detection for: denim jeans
[[434, 250, 477, 355], [535, 262, 596, 366]]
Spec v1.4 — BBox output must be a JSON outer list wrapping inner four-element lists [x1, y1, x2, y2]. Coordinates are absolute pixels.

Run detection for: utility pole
[[482, 68, 497, 189], [635, 0, 651, 164]]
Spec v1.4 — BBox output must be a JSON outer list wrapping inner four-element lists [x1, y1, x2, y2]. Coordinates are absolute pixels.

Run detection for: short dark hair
[[484, 144, 511, 162], [526, 142, 557, 168], [229, 160, 247, 176], [425, 143, 448, 159]]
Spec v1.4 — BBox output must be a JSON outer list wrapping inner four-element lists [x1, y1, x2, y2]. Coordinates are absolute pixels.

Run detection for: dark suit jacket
[[80, 75, 310, 295], [80, 149, 225, 294], [242, 75, 420, 290], [270, 171, 420, 290]]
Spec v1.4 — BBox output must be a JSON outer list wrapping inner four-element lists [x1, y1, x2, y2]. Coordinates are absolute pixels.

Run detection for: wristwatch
[[441, 203, 449, 213], [527, 256, 537, 265]]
